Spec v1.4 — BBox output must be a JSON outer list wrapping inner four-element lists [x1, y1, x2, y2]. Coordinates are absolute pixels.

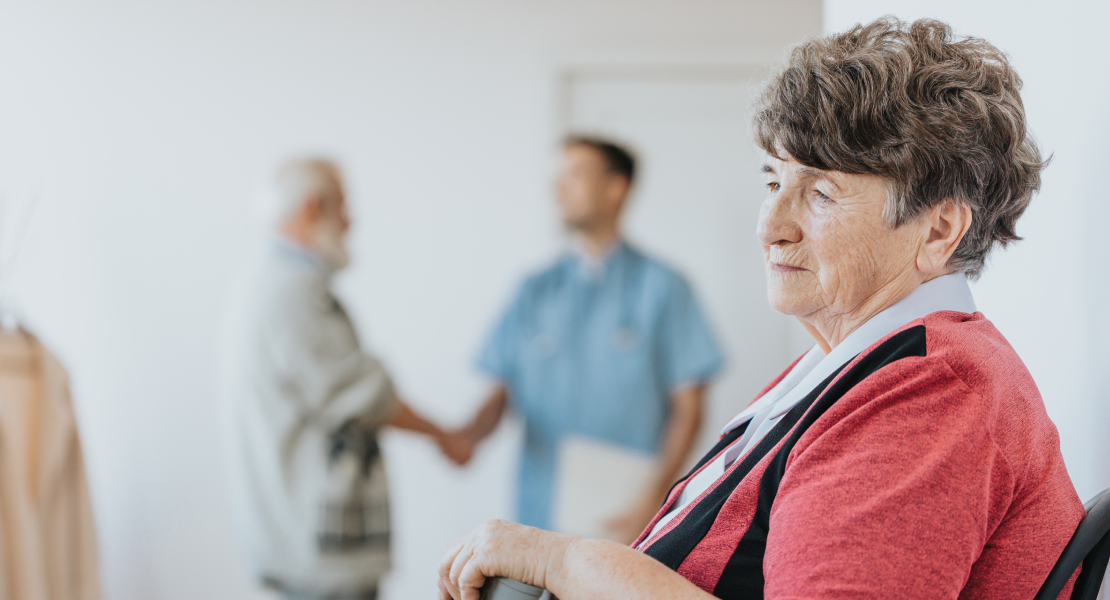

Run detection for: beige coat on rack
[[0, 329, 100, 600]]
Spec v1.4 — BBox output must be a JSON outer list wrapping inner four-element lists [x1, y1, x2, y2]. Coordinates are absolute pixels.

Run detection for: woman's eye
[[815, 189, 832, 202], [766, 182, 781, 192]]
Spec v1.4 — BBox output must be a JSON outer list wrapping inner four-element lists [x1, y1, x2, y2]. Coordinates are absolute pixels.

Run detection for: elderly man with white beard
[[223, 158, 470, 600]]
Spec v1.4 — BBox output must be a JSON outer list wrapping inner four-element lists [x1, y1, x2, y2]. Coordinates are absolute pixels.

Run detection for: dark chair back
[[1034, 488, 1110, 600]]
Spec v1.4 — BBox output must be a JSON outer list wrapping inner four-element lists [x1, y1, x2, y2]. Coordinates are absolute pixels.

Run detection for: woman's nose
[[756, 194, 802, 246]]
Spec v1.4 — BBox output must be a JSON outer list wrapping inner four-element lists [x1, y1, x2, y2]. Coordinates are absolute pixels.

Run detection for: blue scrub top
[[478, 241, 724, 529]]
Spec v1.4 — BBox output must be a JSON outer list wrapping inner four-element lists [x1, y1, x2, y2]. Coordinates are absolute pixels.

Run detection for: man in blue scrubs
[[460, 136, 724, 543]]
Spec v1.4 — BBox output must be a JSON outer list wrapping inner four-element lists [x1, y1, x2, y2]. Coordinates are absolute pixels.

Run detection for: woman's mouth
[[770, 262, 806, 273]]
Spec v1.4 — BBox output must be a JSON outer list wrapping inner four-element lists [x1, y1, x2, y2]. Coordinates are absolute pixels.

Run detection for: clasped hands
[[432, 426, 480, 467]]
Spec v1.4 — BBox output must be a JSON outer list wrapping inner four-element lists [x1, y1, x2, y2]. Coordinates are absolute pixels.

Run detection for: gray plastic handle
[[478, 577, 558, 600]]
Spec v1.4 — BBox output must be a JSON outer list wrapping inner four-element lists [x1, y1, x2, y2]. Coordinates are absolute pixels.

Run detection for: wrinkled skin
[[758, 153, 969, 350]]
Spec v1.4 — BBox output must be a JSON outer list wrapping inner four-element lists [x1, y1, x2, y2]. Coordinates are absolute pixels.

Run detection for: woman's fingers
[[438, 539, 464, 580], [449, 545, 475, 591], [439, 520, 531, 600], [440, 571, 463, 600], [439, 538, 468, 600], [436, 577, 452, 600], [458, 557, 489, 600]]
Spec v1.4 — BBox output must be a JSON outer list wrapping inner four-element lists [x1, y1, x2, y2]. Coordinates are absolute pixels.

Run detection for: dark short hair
[[752, 17, 1045, 278], [563, 135, 637, 185]]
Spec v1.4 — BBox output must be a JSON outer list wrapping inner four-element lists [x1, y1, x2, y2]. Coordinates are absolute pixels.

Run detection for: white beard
[[311, 219, 350, 270]]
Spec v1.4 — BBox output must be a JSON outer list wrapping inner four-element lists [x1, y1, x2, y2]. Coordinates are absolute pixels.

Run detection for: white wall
[[0, 3, 821, 599], [825, 1, 1110, 502]]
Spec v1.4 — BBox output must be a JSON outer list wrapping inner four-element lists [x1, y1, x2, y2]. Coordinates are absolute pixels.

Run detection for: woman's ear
[[917, 200, 973, 274]]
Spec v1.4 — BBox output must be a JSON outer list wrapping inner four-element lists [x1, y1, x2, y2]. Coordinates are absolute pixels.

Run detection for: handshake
[[423, 386, 507, 467], [431, 426, 482, 467], [401, 386, 506, 468]]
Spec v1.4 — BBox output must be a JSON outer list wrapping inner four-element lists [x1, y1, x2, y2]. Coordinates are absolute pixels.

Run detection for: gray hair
[[752, 17, 1046, 278], [256, 158, 344, 227]]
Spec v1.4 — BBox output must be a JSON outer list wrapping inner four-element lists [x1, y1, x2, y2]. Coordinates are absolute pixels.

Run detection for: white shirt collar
[[721, 272, 977, 435], [571, 238, 623, 278]]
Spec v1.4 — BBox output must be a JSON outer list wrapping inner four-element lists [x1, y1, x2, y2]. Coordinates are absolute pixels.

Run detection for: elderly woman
[[438, 17, 1085, 600]]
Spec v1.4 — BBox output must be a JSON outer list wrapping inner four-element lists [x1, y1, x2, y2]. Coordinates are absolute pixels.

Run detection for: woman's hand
[[437, 520, 577, 600]]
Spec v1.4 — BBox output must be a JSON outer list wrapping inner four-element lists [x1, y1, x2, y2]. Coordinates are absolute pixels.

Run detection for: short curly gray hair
[[752, 17, 1046, 278]]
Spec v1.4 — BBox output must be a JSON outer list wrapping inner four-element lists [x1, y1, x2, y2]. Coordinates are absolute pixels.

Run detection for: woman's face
[[757, 154, 926, 324]]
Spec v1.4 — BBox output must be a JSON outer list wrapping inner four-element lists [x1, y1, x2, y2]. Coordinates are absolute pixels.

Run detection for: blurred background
[[0, 1, 1106, 599]]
